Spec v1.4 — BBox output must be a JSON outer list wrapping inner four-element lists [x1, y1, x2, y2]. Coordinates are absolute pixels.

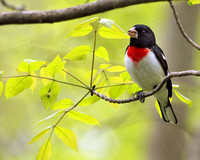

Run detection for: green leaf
[[0, 81, 4, 97], [172, 84, 179, 88], [63, 45, 91, 61], [173, 89, 193, 108], [17, 59, 46, 73], [68, 111, 101, 126], [95, 46, 109, 62], [28, 126, 52, 144], [36, 138, 52, 160], [120, 71, 131, 82], [59, 69, 67, 80], [128, 83, 142, 95], [155, 100, 162, 118], [106, 66, 126, 72], [78, 95, 101, 106], [96, 80, 106, 92], [188, 0, 200, 5], [108, 85, 128, 99], [109, 76, 124, 83], [98, 25, 129, 39], [68, 26, 93, 37], [40, 82, 61, 110], [30, 72, 37, 92], [46, 55, 65, 77], [99, 64, 111, 69], [35, 111, 64, 127], [51, 99, 73, 110], [75, 17, 99, 30], [99, 18, 115, 29], [5, 76, 33, 99], [110, 102, 118, 109], [93, 71, 102, 85], [40, 67, 50, 86], [68, 17, 99, 37], [54, 126, 78, 151]]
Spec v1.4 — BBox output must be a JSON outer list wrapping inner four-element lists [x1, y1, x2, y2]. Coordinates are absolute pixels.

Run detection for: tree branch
[[168, 0, 200, 50], [93, 70, 200, 104], [0, 0, 25, 11], [0, 0, 183, 25]]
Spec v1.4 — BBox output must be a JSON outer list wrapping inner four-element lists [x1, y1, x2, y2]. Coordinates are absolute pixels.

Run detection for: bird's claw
[[134, 90, 145, 103]]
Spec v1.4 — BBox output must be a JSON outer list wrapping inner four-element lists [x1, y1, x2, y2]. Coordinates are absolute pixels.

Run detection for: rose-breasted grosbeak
[[124, 24, 177, 124]]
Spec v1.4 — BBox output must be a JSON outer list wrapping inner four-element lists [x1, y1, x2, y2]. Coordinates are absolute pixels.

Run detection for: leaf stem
[[49, 91, 91, 139], [95, 82, 133, 89], [62, 68, 89, 88], [2, 74, 89, 90], [90, 20, 100, 88], [92, 69, 102, 83], [102, 70, 110, 85]]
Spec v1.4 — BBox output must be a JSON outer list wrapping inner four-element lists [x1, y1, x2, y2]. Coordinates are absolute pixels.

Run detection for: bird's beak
[[128, 27, 138, 39]]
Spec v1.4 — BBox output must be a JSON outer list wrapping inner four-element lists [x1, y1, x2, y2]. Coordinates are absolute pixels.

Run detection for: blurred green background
[[0, 0, 200, 159]]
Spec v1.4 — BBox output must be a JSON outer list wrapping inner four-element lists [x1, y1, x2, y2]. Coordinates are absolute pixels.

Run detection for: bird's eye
[[141, 30, 146, 34]]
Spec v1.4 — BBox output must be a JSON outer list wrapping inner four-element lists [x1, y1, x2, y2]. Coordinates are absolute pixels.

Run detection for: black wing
[[125, 45, 129, 55], [151, 44, 172, 98]]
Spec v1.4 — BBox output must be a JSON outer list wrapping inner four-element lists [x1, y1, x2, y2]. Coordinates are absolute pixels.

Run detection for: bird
[[124, 24, 178, 124]]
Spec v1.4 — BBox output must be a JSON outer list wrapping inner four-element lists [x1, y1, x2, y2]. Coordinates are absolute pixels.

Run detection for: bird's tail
[[157, 100, 178, 124]]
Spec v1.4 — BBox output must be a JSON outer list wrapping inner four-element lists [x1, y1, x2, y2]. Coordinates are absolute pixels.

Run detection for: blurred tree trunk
[[149, 2, 199, 160]]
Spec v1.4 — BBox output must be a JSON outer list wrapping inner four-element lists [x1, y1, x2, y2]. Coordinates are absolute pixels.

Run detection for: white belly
[[124, 51, 165, 91]]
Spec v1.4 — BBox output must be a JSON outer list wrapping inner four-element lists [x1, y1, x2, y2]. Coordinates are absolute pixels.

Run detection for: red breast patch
[[127, 46, 150, 63]]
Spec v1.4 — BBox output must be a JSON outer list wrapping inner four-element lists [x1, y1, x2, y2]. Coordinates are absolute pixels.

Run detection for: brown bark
[[0, 0, 183, 25]]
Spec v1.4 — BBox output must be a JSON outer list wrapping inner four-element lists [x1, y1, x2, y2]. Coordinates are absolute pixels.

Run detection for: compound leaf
[[35, 111, 64, 127], [75, 17, 99, 30], [5, 76, 33, 99], [51, 99, 73, 110], [68, 26, 93, 37], [78, 95, 101, 106], [28, 126, 52, 144], [108, 85, 128, 99], [68, 111, 101, 126], [46, 55, 65, 77], [188, 0, 200, 5], [155, 100, 162, 118], [95, 46, 109, 62], [63, 45, 91, 61], [106, 66, 126, 72], [174, 89, 193, 108], [40, 82, 60, 110], [17, 59, 45, 73], [36, 138, 52, 160], [55, 126, 78, 151], [98, 25, 129, 39], [99, 64, 111, 69]]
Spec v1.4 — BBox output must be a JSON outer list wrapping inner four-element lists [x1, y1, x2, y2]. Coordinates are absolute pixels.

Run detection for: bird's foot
[[134, 90, 145, 103]]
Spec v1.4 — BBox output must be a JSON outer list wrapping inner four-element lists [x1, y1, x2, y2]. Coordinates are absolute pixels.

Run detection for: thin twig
[[0, 0, 25, 11], [93, 70, 200, 104], [95, 82, 133, 90], [92, 69, 102, 84], [2, 74, 89, 90], [168, 0, 200, 50], [62, 68, 89, 88], [102, 70, 110, 85], [30, 74, 89, 90], [49, 91, 90, 139]]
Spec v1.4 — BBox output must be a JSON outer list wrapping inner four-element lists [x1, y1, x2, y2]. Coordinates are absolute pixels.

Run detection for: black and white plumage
[[124, 24, 177, 124]]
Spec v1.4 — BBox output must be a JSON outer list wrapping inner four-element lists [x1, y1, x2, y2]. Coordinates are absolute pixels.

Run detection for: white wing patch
[[161, 53, 166, 60]]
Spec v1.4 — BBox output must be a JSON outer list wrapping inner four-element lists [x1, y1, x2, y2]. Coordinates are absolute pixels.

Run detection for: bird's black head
[[128, 24, 156, 48]]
